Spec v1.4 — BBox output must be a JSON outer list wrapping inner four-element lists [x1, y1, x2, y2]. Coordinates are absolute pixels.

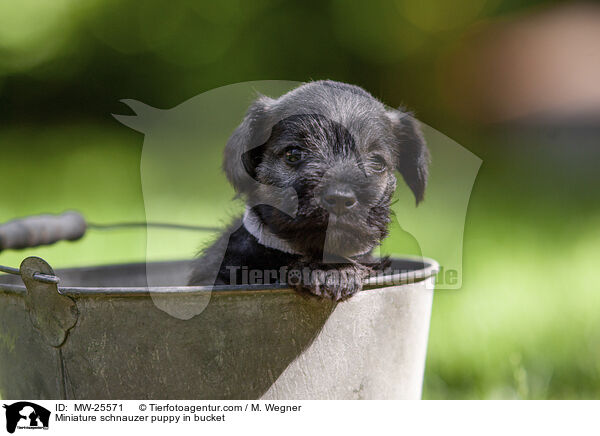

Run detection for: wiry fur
[[189, 80, 429, 300]]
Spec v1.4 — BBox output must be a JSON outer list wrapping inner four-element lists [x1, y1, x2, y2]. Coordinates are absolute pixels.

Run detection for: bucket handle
[[0, 211, 221, 252], [0, 212, 87, 252]]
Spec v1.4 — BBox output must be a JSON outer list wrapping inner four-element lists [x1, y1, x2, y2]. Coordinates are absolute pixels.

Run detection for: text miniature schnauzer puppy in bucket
[[189, 80, 429, 300]]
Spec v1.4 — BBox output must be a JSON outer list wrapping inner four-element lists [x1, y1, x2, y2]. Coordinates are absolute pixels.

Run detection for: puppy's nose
[[321, 186, 357, 215]]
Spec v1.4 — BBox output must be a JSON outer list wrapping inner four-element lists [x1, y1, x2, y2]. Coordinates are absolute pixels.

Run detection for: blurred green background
[[1, 0, 599, 399]]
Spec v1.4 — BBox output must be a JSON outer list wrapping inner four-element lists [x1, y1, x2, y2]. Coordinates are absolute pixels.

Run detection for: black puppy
[[189, 80, 428, 300]]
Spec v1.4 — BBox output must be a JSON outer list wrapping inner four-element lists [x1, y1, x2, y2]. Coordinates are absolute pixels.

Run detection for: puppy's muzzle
[[319, 185, 357, 216]]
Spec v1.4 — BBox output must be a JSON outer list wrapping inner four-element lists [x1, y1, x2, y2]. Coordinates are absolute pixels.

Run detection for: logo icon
[[2, 402, 50, 434]]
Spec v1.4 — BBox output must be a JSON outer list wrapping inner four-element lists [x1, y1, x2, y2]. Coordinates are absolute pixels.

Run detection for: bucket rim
[[0, 256, 439, 297]]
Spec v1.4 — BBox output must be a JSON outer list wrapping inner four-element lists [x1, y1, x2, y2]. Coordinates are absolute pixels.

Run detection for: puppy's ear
[[386, 109, 430, 204], [223, 95, 275, 194]]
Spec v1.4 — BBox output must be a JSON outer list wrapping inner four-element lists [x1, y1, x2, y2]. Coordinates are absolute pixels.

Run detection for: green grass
[[425, 213, 600, 399], [1, 123, 599, 399]]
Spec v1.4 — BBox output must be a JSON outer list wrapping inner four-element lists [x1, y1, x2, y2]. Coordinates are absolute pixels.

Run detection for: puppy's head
[[224, 80, 429, 258]]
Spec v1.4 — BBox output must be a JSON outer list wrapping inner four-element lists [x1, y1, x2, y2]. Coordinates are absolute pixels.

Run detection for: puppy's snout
[[320, 186, 357, 216]]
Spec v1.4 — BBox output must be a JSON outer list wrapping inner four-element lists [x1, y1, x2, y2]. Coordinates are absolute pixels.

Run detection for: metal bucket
[[0, 256, 438, 400]]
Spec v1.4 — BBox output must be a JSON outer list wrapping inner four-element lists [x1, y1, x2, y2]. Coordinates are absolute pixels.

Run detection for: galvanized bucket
[[0, 213, 438, 400], [0, 257, 437, 400]]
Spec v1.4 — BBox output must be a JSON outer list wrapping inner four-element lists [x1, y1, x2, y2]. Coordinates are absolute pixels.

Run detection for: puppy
[[189, 80, 429, 300]]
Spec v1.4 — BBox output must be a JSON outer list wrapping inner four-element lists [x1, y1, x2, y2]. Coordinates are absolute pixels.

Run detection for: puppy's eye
[[284, 147, 304, 165], [370, 155, 387, 173]]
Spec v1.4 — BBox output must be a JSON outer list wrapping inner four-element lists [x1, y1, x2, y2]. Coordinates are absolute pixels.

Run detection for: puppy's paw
[[321, 266, 367, 300], [287, 262, 370, 301]]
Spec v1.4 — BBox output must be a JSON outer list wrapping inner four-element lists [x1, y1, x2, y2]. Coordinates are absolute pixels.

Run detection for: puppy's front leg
[[287, 261, 371, 301]]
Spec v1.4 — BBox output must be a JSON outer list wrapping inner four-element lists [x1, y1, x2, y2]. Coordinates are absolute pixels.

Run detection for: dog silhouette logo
[[2, 402, 50, 433]]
